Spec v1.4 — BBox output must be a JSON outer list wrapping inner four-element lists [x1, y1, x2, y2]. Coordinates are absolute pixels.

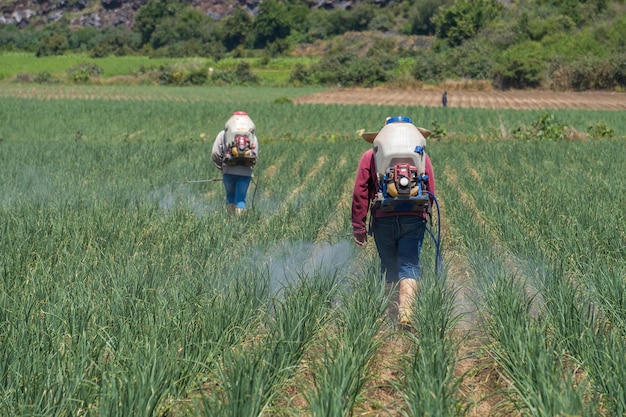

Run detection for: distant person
[[212, 111, 258, 215], [442, 91, 448, 107]]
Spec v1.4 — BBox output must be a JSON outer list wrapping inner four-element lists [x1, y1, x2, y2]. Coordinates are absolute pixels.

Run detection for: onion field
[[0, 85, 625, 416]]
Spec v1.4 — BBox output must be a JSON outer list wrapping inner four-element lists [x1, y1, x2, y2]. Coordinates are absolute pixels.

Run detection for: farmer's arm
[[352, 149, 375, 235], [212, 131, 225, 170]]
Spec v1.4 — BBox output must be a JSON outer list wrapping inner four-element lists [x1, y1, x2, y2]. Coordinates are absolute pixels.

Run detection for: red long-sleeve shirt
[[351, 148, 436, 234]]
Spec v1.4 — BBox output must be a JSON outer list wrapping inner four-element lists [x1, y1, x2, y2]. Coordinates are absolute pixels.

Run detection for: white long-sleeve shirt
[[211, 130, 258, 177]]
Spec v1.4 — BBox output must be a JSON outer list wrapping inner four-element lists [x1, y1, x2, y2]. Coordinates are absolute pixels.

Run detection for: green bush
[[606, 13, 626, 50], [311, 50, 389, 87], [442, 40, 496, 80], [304, 9, 350, 40], [402, 0, 453, 36], [253, 0, 292, 48], [365, 37, 399, 71], [148, 8, 213, 51], [512, 113, 570, 141], [525, 15, 576, 42], [549, 54, 626, 91], [217, 7, 254, 51], [185, 66, 209, 85], [0, 25, 39, 52], [34, 71, 53, 84], [35, 33, 69, 57], [211, 61, 259, 85], [157, 61, 210, 85], [433, 0, 504, 48], [412, 50, 445, 82], [429, 120, 448, 141], [272, 96, 293, 104], [288, 63, 314, 85], [134, 0, 184, 45], [68, 27, 99, 51], [493, 41, 545, 89], [88, 27, 141, 58], [587, 122, 615, 139], [367, 12, 393, 32], [66, 62, 103, 83], [543, 28, 605, 62]]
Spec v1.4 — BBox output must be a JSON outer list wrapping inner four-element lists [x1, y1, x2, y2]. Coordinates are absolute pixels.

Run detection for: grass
[[0, 52, 193, 79], [0, 52, 320, 85]]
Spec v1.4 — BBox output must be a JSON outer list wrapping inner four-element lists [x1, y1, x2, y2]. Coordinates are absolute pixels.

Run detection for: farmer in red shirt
[[352, 117, 436, 324]]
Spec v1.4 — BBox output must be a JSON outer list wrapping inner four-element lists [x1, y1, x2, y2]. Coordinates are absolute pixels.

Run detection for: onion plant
[[197, 271, 338, 416], [479, 268, 589, 416], [303, 271, 389, 417], [396, 269, 465, 417]]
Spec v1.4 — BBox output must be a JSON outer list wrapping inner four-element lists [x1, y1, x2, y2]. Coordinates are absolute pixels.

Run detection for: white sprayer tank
[[373, 117, 427, 178], [224, 111, 255, 143]]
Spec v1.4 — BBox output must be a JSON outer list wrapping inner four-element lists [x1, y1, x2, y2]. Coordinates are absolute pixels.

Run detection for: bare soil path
[[293, 88, 626, 110]]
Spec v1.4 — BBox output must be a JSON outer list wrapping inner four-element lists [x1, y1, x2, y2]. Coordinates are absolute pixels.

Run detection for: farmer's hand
[[353, 231, 367, 247]]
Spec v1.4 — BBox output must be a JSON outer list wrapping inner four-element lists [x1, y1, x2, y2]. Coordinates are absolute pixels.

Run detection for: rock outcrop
[[0, 0, 364, 29]]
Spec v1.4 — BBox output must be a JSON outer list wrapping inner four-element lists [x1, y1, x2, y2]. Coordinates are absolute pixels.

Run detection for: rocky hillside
[[0, 0, 363, 28]]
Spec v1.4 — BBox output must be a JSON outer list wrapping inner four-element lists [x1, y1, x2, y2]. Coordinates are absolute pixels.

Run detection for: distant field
[[295, 87, 626, 111], [0, 52, 317, 85], [1, 84, 624, 139], [0, 52, 186, 79]]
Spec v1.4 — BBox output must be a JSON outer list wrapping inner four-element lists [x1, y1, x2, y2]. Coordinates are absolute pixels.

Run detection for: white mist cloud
[[257, 239, 356, 294], [150, 183, 221, 216]]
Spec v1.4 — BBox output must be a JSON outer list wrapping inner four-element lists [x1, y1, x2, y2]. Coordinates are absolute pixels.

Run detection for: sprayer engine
[[376, 162, 430, 212], [224, 135, 256, 166], [385, 163, 419, 197], [232, 135, 252, 157]]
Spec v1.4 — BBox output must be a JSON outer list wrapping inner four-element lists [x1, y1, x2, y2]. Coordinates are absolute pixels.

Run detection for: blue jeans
[[372, 216, 427, 283], [222, 174, 252, 209]]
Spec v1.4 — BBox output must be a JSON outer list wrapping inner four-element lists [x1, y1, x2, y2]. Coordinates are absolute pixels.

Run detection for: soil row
[[293, 88, 626, 111]]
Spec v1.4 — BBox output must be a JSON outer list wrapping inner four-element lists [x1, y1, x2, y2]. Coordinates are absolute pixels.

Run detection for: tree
[[348, 2, 377, 32], [35, 33, 69, 56], [218, 7, 253, 51], [69, 27, 99, 51], [89, 27, 140, 57], [311, 46, 390, 87], [253, 0, 292, 48], [134, 0, 182, 46], [403, 0, 452, 35], [151, 8, 210, 49], [433, 0, 503, 47], [305, 9, 351, 40], [492, 41, 545, 89]]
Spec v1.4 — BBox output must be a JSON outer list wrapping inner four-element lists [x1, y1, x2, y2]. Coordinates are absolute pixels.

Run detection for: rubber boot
[[226, 204, 236, 216], [398, 278, 418, 325]]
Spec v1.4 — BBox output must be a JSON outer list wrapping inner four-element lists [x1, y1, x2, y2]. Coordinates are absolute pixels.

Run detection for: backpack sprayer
[[362, 116, 442, 275], [223, 112, 257, 168]]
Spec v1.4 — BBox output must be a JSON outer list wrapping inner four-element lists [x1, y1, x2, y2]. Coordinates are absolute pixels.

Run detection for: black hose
[[426, 191, 443, 276], [249, 160, 261, 210]]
